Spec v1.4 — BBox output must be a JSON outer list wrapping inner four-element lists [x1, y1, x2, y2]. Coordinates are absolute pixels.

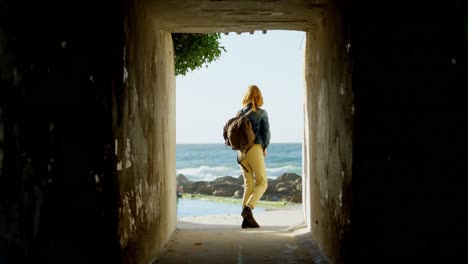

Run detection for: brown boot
[[241, 206, 260, 228], [241, 218, 249, 228]]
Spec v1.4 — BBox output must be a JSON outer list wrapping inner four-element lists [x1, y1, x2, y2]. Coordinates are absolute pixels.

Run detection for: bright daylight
[[175, 30, 306, 228]]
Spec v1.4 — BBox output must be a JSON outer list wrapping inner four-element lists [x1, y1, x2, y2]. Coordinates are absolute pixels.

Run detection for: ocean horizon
[[176, 143, 302, 182]]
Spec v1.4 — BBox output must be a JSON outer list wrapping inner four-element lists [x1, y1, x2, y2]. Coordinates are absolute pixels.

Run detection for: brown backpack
[[223, 109, 255, 152]]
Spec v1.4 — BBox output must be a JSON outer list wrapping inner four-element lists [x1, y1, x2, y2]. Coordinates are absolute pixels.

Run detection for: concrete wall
[[117, 1, 176, 263], [303, 2, 352, 263], [0, 0, 176, 262], [149, 0, 325, 33]]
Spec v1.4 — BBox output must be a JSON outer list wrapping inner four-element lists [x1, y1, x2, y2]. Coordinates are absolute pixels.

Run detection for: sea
[[176, 143, 302, 217], [176, 143, 302, 182]]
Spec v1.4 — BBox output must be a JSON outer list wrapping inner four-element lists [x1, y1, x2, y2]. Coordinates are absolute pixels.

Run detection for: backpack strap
[[238, 107, 254, 117], [237, 145, 253, 173]]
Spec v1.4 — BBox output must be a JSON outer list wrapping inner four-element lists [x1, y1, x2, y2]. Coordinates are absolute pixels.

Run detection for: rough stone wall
[[303, 2, 352, 263], [117, 1, 177, 263], [149, 0, 326, 33], [0, 0, 123, 262]]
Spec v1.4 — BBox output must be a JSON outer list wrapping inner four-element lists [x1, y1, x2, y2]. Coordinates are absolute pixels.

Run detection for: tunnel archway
[[3, 0, 466, 263], [0, 0, 352, 263], [174, 29, 306, 225], [118, 0, 352, 263]]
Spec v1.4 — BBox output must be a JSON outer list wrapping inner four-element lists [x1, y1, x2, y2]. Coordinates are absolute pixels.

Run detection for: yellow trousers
[[238, 144, 268, 209]]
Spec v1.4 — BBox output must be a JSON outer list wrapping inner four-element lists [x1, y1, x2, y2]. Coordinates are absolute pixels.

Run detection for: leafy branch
[[172, 33, 226, 76]]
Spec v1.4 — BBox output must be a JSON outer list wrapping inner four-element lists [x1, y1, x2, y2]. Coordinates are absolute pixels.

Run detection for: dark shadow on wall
[[349, 1, 468, 262], [0, 0, 124, 262]]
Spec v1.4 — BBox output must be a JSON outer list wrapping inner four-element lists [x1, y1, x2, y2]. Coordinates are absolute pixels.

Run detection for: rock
[[197, 185, 214, 195], [289, 191, 302, 203], [276, 173, 301, 182], [213, 189, 231, 196], [176, 174, 190, 184], [182, 185, 195, 193], [234, 190, 243, 198], [212, 183, 242, 197], [265, 179, 277, 194], [276, 182, 292, 191], [191, 181, 209, 190], [175, 172, 303, 203], [176, 174, 194, 193], [213, 176, 243, 185], [296, 183, 302, 192]]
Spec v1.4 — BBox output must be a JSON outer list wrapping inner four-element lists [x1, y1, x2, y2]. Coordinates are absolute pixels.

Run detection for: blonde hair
[[242, 85, 264, 111]]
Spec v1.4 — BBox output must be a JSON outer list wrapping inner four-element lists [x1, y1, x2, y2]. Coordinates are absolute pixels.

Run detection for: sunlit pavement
[[154, 206, 331, 263]]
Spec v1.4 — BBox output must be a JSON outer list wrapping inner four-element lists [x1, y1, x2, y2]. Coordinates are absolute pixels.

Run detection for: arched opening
[[0, 0, 353, 263], [174, 30, 306, 229], [141, 0, 353, 260], [119, 0, 352, 263]]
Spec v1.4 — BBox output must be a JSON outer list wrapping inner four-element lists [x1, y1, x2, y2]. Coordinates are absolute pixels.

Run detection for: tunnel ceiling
[[148, 0, 329, 33]]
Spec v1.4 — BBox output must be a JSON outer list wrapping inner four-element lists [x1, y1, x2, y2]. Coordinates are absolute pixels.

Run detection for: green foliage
[[172, 33, 226, 76]]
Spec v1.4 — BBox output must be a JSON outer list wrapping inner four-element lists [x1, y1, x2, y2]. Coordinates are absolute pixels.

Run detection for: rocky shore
[[176, 173, 302, 203]]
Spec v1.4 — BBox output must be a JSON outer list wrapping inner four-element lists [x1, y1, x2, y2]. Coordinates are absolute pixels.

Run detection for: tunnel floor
[[154, 206, 330, 263]]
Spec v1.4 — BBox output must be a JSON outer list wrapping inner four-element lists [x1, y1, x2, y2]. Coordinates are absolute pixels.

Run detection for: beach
[[156, 205, 331, 264], [178, 202, 304, 229], [155, 143, 331, 263]]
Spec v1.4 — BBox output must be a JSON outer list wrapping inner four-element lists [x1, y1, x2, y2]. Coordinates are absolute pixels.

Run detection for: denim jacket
[[238, 104, 271, 150]]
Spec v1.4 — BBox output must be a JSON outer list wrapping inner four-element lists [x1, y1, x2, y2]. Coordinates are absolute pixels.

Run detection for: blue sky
[[176, 30, 306, 144]]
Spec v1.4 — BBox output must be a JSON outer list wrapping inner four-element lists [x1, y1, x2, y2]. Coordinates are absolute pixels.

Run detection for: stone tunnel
[[0, 0, 467, 263]]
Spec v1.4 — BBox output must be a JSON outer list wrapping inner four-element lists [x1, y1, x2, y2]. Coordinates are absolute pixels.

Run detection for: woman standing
[[237, 85, 271, 228]]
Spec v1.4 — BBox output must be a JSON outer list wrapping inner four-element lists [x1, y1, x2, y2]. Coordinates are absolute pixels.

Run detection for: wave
[[267, 165, 302, 177], [176, 166, 241, 182], [177, 164, 301, 182]]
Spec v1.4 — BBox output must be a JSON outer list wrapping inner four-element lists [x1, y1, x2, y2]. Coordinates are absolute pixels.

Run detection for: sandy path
[[153, 206, 331, 264]]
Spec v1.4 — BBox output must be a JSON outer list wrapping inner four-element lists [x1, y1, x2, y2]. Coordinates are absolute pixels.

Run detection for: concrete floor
[[153, 206, 331, 264]]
